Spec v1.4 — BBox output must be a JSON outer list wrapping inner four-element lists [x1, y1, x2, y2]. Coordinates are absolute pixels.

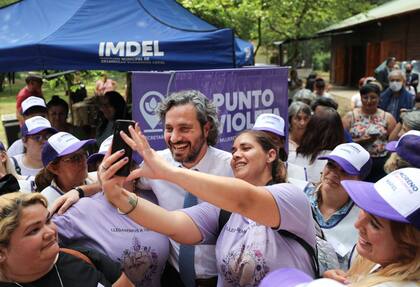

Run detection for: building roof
[[318, 0, 420, 34]]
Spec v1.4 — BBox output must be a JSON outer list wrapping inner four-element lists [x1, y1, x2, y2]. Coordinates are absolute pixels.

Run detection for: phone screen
[[111, 120, 135, 176]]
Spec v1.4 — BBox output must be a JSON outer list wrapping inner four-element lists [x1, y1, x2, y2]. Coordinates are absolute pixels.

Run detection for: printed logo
[[139, 91, 164, 130], [221, 244, 269, 287], [119, 237, 159, 286]]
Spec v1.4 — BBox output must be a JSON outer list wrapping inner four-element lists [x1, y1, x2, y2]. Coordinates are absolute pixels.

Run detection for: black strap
[[217, 209, 320, 278], [217, 209, 231, 235], [278, 229, 319, 278], [11, 156, 21, 175]]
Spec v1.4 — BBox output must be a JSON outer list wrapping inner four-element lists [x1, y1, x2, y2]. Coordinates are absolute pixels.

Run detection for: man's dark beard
[[169, 127, 207, 165]]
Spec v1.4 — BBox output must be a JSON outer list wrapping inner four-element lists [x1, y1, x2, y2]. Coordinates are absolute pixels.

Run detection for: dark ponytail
[[237, 130, 287, 184], [35, 167, 55, 192]]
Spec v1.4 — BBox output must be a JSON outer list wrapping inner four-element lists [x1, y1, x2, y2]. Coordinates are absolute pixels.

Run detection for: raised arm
[[100, 149, 202, 244], [115, 124, 280, 228]]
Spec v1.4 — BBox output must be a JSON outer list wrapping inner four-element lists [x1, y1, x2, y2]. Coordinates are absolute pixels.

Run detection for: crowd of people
[[0, 66, 418, 287]]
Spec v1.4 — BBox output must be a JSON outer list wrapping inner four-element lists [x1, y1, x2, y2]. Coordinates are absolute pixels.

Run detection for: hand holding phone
[[111, 120, 135, 176]]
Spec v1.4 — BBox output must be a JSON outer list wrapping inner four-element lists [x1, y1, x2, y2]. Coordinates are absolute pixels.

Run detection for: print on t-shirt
[[221, 242, 269, 287], [118, 237, 159, 286]]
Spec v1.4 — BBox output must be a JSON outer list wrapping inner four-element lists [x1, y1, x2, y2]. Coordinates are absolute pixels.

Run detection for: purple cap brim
[[259, 268, 312, 287], [318, 155, 360, 175], [58, 139, 96, 158], [253, 126, 285, 137], [341, 180, 409, 223], [385, 141, 397, 152], [25, 127, 57, 136], [87, 152, 105, 165]]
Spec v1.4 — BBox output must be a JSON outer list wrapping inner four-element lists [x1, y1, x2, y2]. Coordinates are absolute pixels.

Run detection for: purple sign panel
[[132, 67, 288, 152]]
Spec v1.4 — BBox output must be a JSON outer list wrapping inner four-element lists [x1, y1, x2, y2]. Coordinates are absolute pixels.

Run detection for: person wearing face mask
[[379, 70, 414, 122]]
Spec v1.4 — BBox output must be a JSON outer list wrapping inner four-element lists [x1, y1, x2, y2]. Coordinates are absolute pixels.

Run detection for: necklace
[[14, 264, 64, 287]]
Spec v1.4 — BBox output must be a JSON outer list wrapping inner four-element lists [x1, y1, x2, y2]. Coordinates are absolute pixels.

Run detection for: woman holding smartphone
[[100, 125, 317, 287], [342, 83, 396, 182]]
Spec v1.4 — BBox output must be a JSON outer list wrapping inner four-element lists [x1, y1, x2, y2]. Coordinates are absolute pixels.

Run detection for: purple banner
[[132, 67, 288, 151]]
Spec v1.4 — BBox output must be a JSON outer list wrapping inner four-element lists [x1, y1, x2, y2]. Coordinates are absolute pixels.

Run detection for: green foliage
[[178, 0, 387, 63], [313, 51, 331, 71], [0, 0, 19, 8]]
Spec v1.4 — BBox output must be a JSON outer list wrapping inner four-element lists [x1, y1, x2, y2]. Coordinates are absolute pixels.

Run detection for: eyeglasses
[[325, 161, 346, 174], [28, 134, 52, 143], [61, 152, 88, 164]]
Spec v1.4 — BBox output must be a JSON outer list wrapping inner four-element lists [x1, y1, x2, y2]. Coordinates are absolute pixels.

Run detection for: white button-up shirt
[[139, 146, 233, 279]]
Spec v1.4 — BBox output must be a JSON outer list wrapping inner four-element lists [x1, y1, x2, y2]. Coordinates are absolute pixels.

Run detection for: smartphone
[[111, 119, 135, 176]]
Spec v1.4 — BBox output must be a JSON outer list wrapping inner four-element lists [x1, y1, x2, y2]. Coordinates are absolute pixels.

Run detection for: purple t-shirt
[[182, 183, 316, 287], [53, 192, 169, 287]]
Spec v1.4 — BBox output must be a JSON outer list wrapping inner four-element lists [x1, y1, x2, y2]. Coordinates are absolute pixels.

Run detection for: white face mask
[[389, 81, 402, 92]]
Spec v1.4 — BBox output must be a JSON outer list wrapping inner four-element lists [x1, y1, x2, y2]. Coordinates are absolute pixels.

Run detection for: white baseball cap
[[319, 143, 372, 178], [41, 132, 95, 166], [21, 96, 47, 115], [342, 167, 420, 229], [21, 116, 56, 137], [252, 113, 285, 137], [87, 135, 113, 164]]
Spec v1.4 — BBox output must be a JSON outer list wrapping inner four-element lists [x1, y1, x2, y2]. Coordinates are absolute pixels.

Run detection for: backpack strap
[[60, 248, 95, 267], [278, 230, 320, 278], [217, 210, 320, 278], [11, 156, 21, 175], [218, 209, 232, 235]]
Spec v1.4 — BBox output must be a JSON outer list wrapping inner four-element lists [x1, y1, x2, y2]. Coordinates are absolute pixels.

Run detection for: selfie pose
[[100, 125, 317, 287]]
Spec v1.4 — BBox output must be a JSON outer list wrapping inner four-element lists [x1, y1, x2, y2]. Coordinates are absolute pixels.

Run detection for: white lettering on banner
[[98, 41, 165, 57], [213, 89, 274, 111], [212, 88, 280, 133], [219, 108, 281, 133]]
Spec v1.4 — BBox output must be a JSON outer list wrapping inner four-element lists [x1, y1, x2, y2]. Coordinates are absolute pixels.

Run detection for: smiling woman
[[303, 143, 372, 271], [34, 132, 97, 206], [0, 192, 134, 287], [100, 126, 318, 286]]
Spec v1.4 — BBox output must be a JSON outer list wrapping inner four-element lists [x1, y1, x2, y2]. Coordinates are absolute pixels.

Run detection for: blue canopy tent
[[0, 0, 254, 72]]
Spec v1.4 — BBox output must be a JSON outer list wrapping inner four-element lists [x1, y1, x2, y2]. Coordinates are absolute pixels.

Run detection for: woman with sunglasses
[[303, 143, 372, 271], [35, 132, 96, 206], [11, 116, 57, 177]]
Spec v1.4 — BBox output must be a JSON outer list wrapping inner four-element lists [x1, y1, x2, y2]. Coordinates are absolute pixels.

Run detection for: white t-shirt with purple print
[[53, 192, 169, 287], [182, 183, 316, 287]]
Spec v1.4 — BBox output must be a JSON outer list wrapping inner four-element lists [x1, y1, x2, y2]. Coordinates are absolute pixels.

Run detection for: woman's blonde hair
[[347, 221, 420, 286], [0, 192, 48, 248], [384, 153, 412, 174]]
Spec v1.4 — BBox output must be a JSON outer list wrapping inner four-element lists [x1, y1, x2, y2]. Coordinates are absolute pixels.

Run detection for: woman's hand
[[323, 269, 350, 284], [354, 134, 376, 144], [120, 124, 175, 182], [49, 189, 80, 215], [98, 149, 130, 205]]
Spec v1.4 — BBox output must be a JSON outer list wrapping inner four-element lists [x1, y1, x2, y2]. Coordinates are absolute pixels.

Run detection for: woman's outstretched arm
[[101, 149, 202, 244], [113, 124, 281, 228]]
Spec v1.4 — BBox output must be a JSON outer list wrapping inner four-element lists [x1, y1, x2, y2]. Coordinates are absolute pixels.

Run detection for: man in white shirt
[[139, 90, 233, 287]]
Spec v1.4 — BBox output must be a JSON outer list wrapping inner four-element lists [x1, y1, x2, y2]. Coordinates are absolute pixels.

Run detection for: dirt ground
[[329, 85, 358, 116]]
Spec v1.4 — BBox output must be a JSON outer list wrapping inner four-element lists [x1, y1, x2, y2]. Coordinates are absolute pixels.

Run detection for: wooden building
[[318, 0, 420, 86]]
